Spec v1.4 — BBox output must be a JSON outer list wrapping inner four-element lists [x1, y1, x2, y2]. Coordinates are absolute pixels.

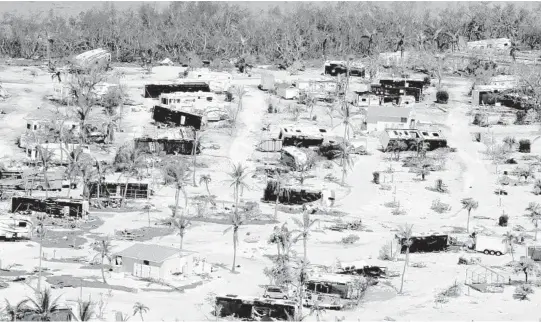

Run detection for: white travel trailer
[[475, 235, 508, 256], [0, 215, 33, 240], [186, 69, 232, 93], [73, 48, 111, 71], [159, 92, 218, 106]]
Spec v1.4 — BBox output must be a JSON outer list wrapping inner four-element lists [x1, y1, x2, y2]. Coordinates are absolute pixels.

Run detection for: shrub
[[312, 115, 317, 121], [341, 234, 360, 244], [434, 178, 448, 193], [519, 139, 531, 153], [267, 103, 275, 114], [515, 110, 527, 125], [534, 180, 541, 195], [422, 76, 431, 87], [435, 281, 462, 304], [472, 113, 486, 126], [513, 284, 534, 301], [474, 132, 481, 142], [384, 200, 399, 208], [378, 243, 393, 261], [391, 207, 406, 216], [436, 90, 449, 104], [225, 91, 233, 102], [372, 171, 380, 184], [499, 213, 509, 227], [431, 199, 450, 214]]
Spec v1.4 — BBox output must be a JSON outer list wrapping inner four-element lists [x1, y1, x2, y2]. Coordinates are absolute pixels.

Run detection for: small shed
[[113, 243, 197, 280], [276, 84, 299, 100]]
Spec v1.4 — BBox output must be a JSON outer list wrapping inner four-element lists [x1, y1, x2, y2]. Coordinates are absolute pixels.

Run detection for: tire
[[263, 295, 269, 299], [283, 295, 288, 300], [489, 250, 495, 255], [483, 249, 490, 255], [495, 251, 502, 256], [36, 186, 43, 191]]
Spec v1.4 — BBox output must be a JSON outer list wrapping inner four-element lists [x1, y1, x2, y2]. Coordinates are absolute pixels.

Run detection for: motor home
[[475, 235, 508, 256], [306, 273, 359, 299], [134, 128, 200, 156]]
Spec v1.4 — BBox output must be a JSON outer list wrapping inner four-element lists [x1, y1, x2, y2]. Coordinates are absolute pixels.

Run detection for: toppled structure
[[152, 105, 204, 130], [296, 78, 338, 100], [335, 260, 387, 278], [144, 81, 211, 99], [135, 128, 200, 155], [278, 125, 328, 147], [281, 146, 308, 170], [19, 119, 81, 149], [0, 168, 64, 191], [306, 273, 364, 300], [25, 143, 90, 165], [263, 180, 322, 205], [11, 197, 89, 218], [366, 106, 414, 132], [159, 91, 217, 106]]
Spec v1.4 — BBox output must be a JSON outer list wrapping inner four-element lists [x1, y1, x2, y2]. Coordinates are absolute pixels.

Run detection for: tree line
[[2, 2, 541, 66]]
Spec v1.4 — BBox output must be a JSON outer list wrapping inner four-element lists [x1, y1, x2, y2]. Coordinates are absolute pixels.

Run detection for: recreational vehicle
[[0, 215, 33, 240], [278, 126, 328, 147], [396, 233, 450, 253]]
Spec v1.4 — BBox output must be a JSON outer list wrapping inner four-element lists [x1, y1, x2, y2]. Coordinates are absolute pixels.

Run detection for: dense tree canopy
[[1, 2, 540, 64]]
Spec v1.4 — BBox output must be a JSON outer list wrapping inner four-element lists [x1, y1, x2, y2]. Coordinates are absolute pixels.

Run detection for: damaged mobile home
[[306, 273, 364, 300], [144, 81, 211, 99], [11, 197, 89, 218], [72, 48, 111, 71], [152, 105, 204, 130], [89, 181, 151, 199], [396, 232, 450, 253], [278, 125, 328, 147], [263, 180, 322, 205], [134, 128, 200, 155], [324, 61, 365, 77], [215, 295, 296, 320]]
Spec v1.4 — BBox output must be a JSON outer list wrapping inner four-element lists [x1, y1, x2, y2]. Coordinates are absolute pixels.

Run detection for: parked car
[[263, 285, 289, 300]]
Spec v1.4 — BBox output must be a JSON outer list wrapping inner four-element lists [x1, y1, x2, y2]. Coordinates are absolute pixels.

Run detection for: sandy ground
[[0, 64, 540, 321]]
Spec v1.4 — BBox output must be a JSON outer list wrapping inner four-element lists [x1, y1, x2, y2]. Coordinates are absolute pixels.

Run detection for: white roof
[[385, 129, 421, 139], [160, 91, 216, 99], [280, 125, 328, 138], [281, 146, 308, 164], [324, 60, 364, 69], [309, 273, 354, 284], [115, 243, 196, 263]]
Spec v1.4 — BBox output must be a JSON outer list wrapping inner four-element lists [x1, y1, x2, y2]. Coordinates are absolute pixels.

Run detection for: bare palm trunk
[[399, 246, 409, 294], [467, 210, 471, 233], [303, 235, 307, 263], [232, 226, 238, 272], [174, 187, 180, 217], [37, 234, 43, 292], [274, 185, 280, 220], [43, 168, 49, 198], [192, 142, 197, 186], [101, 253, 107, 284], [122, 176, 129, 207], [67, 177, 71, 197]]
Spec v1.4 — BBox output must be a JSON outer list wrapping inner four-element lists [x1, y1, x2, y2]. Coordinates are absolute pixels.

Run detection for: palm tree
[[526, 202, 541, 241], [102, 108, 120, 144], [163, 160, 191, 251], [502, 232, 517, 261], [93, 159, 110, 209], [36, 146, 53, 198], [292, 209, 319, 264], [114, 144, 146, 206], [335, 144, 356, 185], [199, 174, 215, 205], [224, 162, 249, 272], [92, 238, 113, 284], [63, 145, 86, 198], [132, 302, 149, 321], [20, 288, 62, 321], [415, 162, 431, 181], [4, 298, 27, 321], [170, 214, 191, 252], [76, 299, 95, 321], [461, 198, 479, 233], [271, 173, 288, 220], [35, 219, 46, 293], [397, 223, 413, 294]]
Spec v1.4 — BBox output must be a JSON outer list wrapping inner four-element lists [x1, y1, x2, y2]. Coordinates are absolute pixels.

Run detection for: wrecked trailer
[[134, 137, 200, 155], [336, 261, 387, 279], [152, 105, 203, 130], [89, 182, 150, 199], [144, 81, 211, 98], [263, 181, 322, 205], [396, 233, 450, 253], [215, 295, 297, 321], [306, 273, 360, 300], [11, 197, 88, 218]]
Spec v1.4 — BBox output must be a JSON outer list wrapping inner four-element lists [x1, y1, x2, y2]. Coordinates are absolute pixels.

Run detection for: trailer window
[[27, 124, 31, 130], [422, 132, 429, 135], [18, 222, 27, 227], [143, 260, 150, 265], [400, 118, 407, 123], [432, 133, 440, 137]]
